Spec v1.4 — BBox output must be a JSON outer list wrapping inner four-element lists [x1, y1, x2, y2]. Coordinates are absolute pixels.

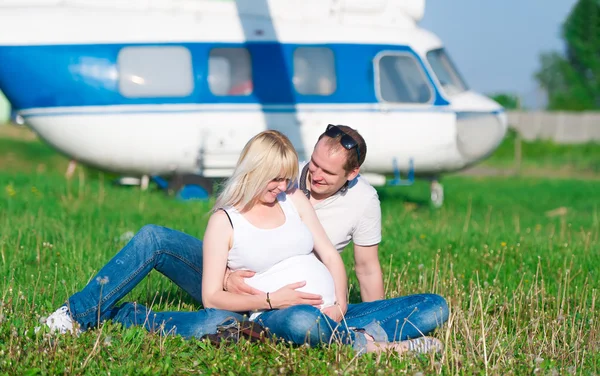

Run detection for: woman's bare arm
[[201, 211, 270, 311]]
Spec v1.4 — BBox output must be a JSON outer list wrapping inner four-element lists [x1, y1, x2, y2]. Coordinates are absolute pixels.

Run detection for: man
[[225, 124, 448, 341]]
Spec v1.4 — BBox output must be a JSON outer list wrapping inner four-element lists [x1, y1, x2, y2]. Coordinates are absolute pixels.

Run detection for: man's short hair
[[318, 125, 367, 173]]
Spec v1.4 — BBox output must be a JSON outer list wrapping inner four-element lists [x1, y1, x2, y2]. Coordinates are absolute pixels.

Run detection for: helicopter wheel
[[167, 174, 214, 201], [430, 180, 444, 208]]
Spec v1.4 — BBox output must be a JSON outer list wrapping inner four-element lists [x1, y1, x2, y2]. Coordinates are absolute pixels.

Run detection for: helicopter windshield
[[426, 48, 468, 96]]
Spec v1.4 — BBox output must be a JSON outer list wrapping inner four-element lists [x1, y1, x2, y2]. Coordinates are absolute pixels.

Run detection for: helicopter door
[[371, 51, 456, 172]]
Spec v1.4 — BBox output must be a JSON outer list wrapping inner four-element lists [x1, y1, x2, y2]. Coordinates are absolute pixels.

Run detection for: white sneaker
[[45, 306, 81, 335], [403, 336, 444, 354]]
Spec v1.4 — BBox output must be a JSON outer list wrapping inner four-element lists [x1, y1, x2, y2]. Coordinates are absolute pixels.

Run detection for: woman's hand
[[321, 302, 347, 323], [270, 281, 324, 309]]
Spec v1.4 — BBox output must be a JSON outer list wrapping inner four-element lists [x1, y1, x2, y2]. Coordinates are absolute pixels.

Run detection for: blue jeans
[[254, 294, 448, 352], [65, 224, 448, 343], [255, 305, 363, 350], [345, 294, 448, 341], [66, 224, 244, 339]]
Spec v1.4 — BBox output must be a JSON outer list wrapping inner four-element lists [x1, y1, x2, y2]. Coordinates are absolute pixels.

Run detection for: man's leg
[[65, 224, 205, 329], [344, 294, 449, 341], [254, 305, 439, 355], [109, 303, 245, 339]]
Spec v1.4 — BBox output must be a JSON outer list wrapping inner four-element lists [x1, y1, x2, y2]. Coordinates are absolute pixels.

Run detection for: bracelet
[[266, 292, 273, 309]]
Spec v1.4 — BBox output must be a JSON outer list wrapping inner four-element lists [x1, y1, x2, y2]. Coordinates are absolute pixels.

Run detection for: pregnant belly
[[244, 254, 336, 308]]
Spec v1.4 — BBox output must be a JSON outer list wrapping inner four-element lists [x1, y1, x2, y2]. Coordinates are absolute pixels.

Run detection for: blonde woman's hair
[[213, 130, 299, 212]]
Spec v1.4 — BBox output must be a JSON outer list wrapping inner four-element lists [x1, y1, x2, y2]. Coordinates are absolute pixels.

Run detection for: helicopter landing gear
[[386, 158, 445, 208], [113, 174, 214, 201], [152, 174, 214, 201], [387, 157, 415, 186], [430, 179, 444, 208]]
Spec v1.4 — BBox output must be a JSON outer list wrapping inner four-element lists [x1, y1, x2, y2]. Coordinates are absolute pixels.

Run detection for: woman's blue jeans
[[65, 225, 449, 344]]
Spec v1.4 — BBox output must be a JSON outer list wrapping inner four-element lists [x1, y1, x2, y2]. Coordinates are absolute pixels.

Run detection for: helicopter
[[0, 0, 507, 206]]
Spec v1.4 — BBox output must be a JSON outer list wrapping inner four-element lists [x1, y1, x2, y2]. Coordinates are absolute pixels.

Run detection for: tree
[[488, 93, 520, 110], [534, 0, 600, 110]]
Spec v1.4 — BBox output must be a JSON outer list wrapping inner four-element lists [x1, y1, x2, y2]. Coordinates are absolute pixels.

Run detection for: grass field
[[1, 124, 599, 375]]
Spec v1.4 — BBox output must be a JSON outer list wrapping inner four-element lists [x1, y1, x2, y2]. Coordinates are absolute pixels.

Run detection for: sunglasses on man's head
[[325, 124, 361, 162]]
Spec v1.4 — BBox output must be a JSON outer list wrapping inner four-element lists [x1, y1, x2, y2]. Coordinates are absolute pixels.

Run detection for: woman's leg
[[108, 303, 245, 340], [48, 224, 206, 331], [344, 293, 449, 341]]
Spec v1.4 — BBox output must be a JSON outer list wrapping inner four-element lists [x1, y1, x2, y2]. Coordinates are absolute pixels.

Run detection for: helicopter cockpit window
[[208, 48, 253, 96], [426, 48, 468, 96], [118, 46, 194, 98], [293, 47, 336, 95], [376, 53, 433, 104]]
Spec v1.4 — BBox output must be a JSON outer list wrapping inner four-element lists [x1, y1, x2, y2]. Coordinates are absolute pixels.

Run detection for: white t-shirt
[[298, 161, 382, 252]]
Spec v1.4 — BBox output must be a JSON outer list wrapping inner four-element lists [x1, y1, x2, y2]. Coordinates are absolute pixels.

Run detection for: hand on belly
[[244, 255, 336, 309]]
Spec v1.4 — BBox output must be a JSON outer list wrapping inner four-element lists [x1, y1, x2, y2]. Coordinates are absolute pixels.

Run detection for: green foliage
[[483, 129, 600, 172], [535, 0, 600, 110], [488, 93, 520, 109]]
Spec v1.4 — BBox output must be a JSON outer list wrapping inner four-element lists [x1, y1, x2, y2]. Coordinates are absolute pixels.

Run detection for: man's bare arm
[[354, 244, 384, 302], [223, 268, 263, 295]]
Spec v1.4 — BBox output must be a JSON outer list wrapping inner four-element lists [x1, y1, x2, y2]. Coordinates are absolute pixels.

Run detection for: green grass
[[1, 126, 599, 374]]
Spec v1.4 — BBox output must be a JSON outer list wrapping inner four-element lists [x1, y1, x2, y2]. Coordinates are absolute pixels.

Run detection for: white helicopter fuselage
[[0, 0, 507, 182]]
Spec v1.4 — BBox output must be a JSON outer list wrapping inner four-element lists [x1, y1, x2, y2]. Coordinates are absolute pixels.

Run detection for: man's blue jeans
[[65, 225, 448, 342], [254, 294, 448, 353], [66, 225, 244, 339]]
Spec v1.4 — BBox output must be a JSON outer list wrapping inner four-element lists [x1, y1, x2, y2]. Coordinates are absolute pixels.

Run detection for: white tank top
[[223, 192, 336, 320]]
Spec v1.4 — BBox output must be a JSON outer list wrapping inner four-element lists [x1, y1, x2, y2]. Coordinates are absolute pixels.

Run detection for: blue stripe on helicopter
[[18, 105, 504, 118], [0, 42, 450, 110]]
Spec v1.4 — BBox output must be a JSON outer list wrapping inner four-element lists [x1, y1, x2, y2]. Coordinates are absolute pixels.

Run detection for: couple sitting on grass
[[44, 124, 449, 356]]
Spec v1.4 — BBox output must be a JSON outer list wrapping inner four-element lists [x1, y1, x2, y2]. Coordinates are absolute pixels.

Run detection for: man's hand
[[270, 281, 324, 309], [224, 269, 263, 295], [321, 303, 347, 323]]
